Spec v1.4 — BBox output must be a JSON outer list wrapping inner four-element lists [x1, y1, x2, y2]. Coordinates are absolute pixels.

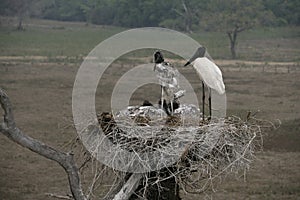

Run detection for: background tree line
[[1, 0, 299, 29], [0, 0, 299, 58]]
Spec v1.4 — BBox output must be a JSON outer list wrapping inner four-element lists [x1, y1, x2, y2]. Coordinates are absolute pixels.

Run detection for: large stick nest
[[93, 104, 264, 195]]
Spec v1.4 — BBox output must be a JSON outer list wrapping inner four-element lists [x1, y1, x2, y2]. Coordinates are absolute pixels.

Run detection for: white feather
[[192, 57, 225, 94]]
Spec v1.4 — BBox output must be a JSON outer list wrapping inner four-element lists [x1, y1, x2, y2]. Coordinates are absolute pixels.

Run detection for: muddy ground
[[0, 60, 299, 199]]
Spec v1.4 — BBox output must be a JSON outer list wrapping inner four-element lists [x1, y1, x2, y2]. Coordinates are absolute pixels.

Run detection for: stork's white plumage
[[192, 57, 225, 95], [184, 46, 225, 120]]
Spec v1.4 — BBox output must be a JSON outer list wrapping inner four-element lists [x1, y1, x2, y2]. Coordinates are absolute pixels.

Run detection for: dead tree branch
[[0, 88, 86, 200], [113, 173, 143, 200]]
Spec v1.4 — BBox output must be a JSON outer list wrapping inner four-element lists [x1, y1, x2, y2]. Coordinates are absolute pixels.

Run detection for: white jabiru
[[184, 47, 225, 120]]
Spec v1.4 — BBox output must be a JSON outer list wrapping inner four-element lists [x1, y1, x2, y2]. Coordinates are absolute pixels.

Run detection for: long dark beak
[[184, 53, 197, 67], [184, 46, 206, 67], [184, 61, 190, 67]]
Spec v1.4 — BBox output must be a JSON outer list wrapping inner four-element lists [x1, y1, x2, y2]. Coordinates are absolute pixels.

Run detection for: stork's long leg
[[170, 100, 173, 115], [202, 81, 205, 121], [208, 89, 212, 120], [161, 86, 164, 110]]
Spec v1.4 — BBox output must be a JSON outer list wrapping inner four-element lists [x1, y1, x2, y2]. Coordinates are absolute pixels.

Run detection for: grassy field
[[0, 18, 299, 61], [0, 19, 124, 57], [0, 18, 300, 199]]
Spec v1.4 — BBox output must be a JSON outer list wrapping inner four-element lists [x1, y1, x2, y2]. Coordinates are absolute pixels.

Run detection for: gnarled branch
[[113, 173, 143, 200], [0, 88, 86, 200]]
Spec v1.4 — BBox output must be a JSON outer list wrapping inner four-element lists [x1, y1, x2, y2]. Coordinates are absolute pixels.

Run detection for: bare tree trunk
[[173, 0, 193, 33], [17, 16, 24, 30], [0, 89, 86, 200], [227, 30, 237, 59], [182, 0, 192, 33], [227, 25, 250, 59], [16, 0, 28, 31]]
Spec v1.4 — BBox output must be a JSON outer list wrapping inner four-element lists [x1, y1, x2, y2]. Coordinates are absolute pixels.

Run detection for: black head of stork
[[154, 50, 164, 64], [184, 46, 206, 66]]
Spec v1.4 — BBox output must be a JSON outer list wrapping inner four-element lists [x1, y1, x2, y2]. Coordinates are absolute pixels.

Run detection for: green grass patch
[[190, 31, 230, 59], [189, 26, 300, 61], [0, 18, 299, 61], [0, 24, 125, 57]]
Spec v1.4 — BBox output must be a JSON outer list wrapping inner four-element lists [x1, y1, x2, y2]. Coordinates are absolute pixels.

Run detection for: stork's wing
[[192, 57, 225, 94]]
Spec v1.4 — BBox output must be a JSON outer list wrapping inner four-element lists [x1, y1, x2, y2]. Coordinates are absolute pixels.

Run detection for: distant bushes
[[0, 0, 299, 30]]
